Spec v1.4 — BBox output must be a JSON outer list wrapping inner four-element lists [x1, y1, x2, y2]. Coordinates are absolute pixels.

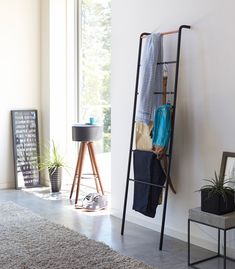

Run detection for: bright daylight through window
[[79, 0, 111, 192]]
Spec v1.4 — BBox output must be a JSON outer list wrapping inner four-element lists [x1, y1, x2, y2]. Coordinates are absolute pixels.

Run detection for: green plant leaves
[[199, 171, 235, 203], [38, 140, 66, 173]]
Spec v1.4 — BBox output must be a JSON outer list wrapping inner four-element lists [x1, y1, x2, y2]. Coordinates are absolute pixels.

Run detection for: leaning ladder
[[121, 25, 190, 250]]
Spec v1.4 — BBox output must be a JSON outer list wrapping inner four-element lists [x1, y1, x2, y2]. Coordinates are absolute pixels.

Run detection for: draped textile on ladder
[[135, 33, 163, 125]]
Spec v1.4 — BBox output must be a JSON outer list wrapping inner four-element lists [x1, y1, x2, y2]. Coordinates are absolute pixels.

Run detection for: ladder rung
[[139, 61, 177, 67], [157, 61, 177, 65], [131, 150, 171, 158], [129, 178, 166, 188], [154, 91, 175, 95]]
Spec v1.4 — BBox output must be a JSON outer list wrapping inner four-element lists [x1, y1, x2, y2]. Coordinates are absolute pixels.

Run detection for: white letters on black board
[[11, 110, 40, 189]]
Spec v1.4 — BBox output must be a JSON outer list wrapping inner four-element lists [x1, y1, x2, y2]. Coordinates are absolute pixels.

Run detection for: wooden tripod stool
[[70, 124, 104, 205]]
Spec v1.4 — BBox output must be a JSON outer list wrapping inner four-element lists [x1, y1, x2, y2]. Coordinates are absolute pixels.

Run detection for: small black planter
[[201, 189, 235, 215], [49, 167, 62, 193]]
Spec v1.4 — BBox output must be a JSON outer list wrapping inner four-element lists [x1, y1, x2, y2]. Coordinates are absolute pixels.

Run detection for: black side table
[[188, 207, 235, 269]]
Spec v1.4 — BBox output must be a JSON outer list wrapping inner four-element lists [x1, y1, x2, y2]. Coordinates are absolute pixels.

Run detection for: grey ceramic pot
[[49, 167, 62, 193]]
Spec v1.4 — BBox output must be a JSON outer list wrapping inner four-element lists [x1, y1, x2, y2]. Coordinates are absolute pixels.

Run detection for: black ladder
[[121, 25, 190, 250]]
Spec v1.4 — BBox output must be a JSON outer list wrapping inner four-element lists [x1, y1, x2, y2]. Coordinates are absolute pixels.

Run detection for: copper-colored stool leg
[[88, 142, 104, 195], [87, 143, 99, 193], [70, 143, 82, 200], [75, 142, 87, 205]]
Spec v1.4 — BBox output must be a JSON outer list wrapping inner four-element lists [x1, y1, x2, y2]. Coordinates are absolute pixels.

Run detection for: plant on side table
[[199, 171, 235, 215], [39, 141, 66, 193]]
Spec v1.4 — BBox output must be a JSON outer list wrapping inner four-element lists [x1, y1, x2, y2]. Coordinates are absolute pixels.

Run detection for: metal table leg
[[224, 230, 226, 269], [188, 219, 191, 265]]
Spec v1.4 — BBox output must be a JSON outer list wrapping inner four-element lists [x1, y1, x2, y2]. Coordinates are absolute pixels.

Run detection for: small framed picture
[[219, 152, 235, 185]]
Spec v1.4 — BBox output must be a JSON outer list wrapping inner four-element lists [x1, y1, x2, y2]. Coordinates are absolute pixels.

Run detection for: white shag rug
[[0, 202, 155, 269]]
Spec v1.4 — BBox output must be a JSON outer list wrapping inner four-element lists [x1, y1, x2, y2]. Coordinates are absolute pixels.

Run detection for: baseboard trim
[[111, 208, 235, 258], [111, 208, 186, 240], [0, 180, 15, 189], [0, 177, 48, 190]]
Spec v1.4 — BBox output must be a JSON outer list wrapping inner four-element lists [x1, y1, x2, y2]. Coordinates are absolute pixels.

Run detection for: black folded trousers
[[132, 150, 166, 218]]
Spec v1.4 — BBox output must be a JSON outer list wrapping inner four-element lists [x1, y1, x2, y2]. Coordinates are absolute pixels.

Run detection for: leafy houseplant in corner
[[199, 172, 235, 215], [39, 141, 66, 193]]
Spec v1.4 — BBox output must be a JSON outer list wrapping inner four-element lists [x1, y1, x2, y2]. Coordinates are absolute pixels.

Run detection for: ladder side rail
[[121, 33, 148, 235], [159, 25, 190, 250]]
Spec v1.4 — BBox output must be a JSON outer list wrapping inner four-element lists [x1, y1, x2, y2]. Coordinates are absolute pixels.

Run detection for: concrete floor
[[0, 189, 233, 269]]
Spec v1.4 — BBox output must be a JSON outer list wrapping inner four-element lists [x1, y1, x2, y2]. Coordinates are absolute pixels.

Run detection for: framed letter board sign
[[11, 110, 41, 189]]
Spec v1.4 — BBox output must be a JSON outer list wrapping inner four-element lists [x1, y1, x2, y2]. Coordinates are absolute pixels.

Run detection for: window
[[78, 0, 111, 192]]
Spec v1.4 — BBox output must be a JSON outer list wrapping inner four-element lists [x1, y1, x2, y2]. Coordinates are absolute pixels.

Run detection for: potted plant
[[39, 141, 66, 193], [199, 171, 235, 215]]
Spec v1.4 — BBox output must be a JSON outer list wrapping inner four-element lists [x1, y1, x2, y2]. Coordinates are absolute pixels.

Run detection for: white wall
[[111, 0, 235, 253], [40, 0, 50, 185], [0, 0, 40, 189], [50, 0, 77, 167], [40, 0, 77, 184], [49, 0, 67, 147]]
